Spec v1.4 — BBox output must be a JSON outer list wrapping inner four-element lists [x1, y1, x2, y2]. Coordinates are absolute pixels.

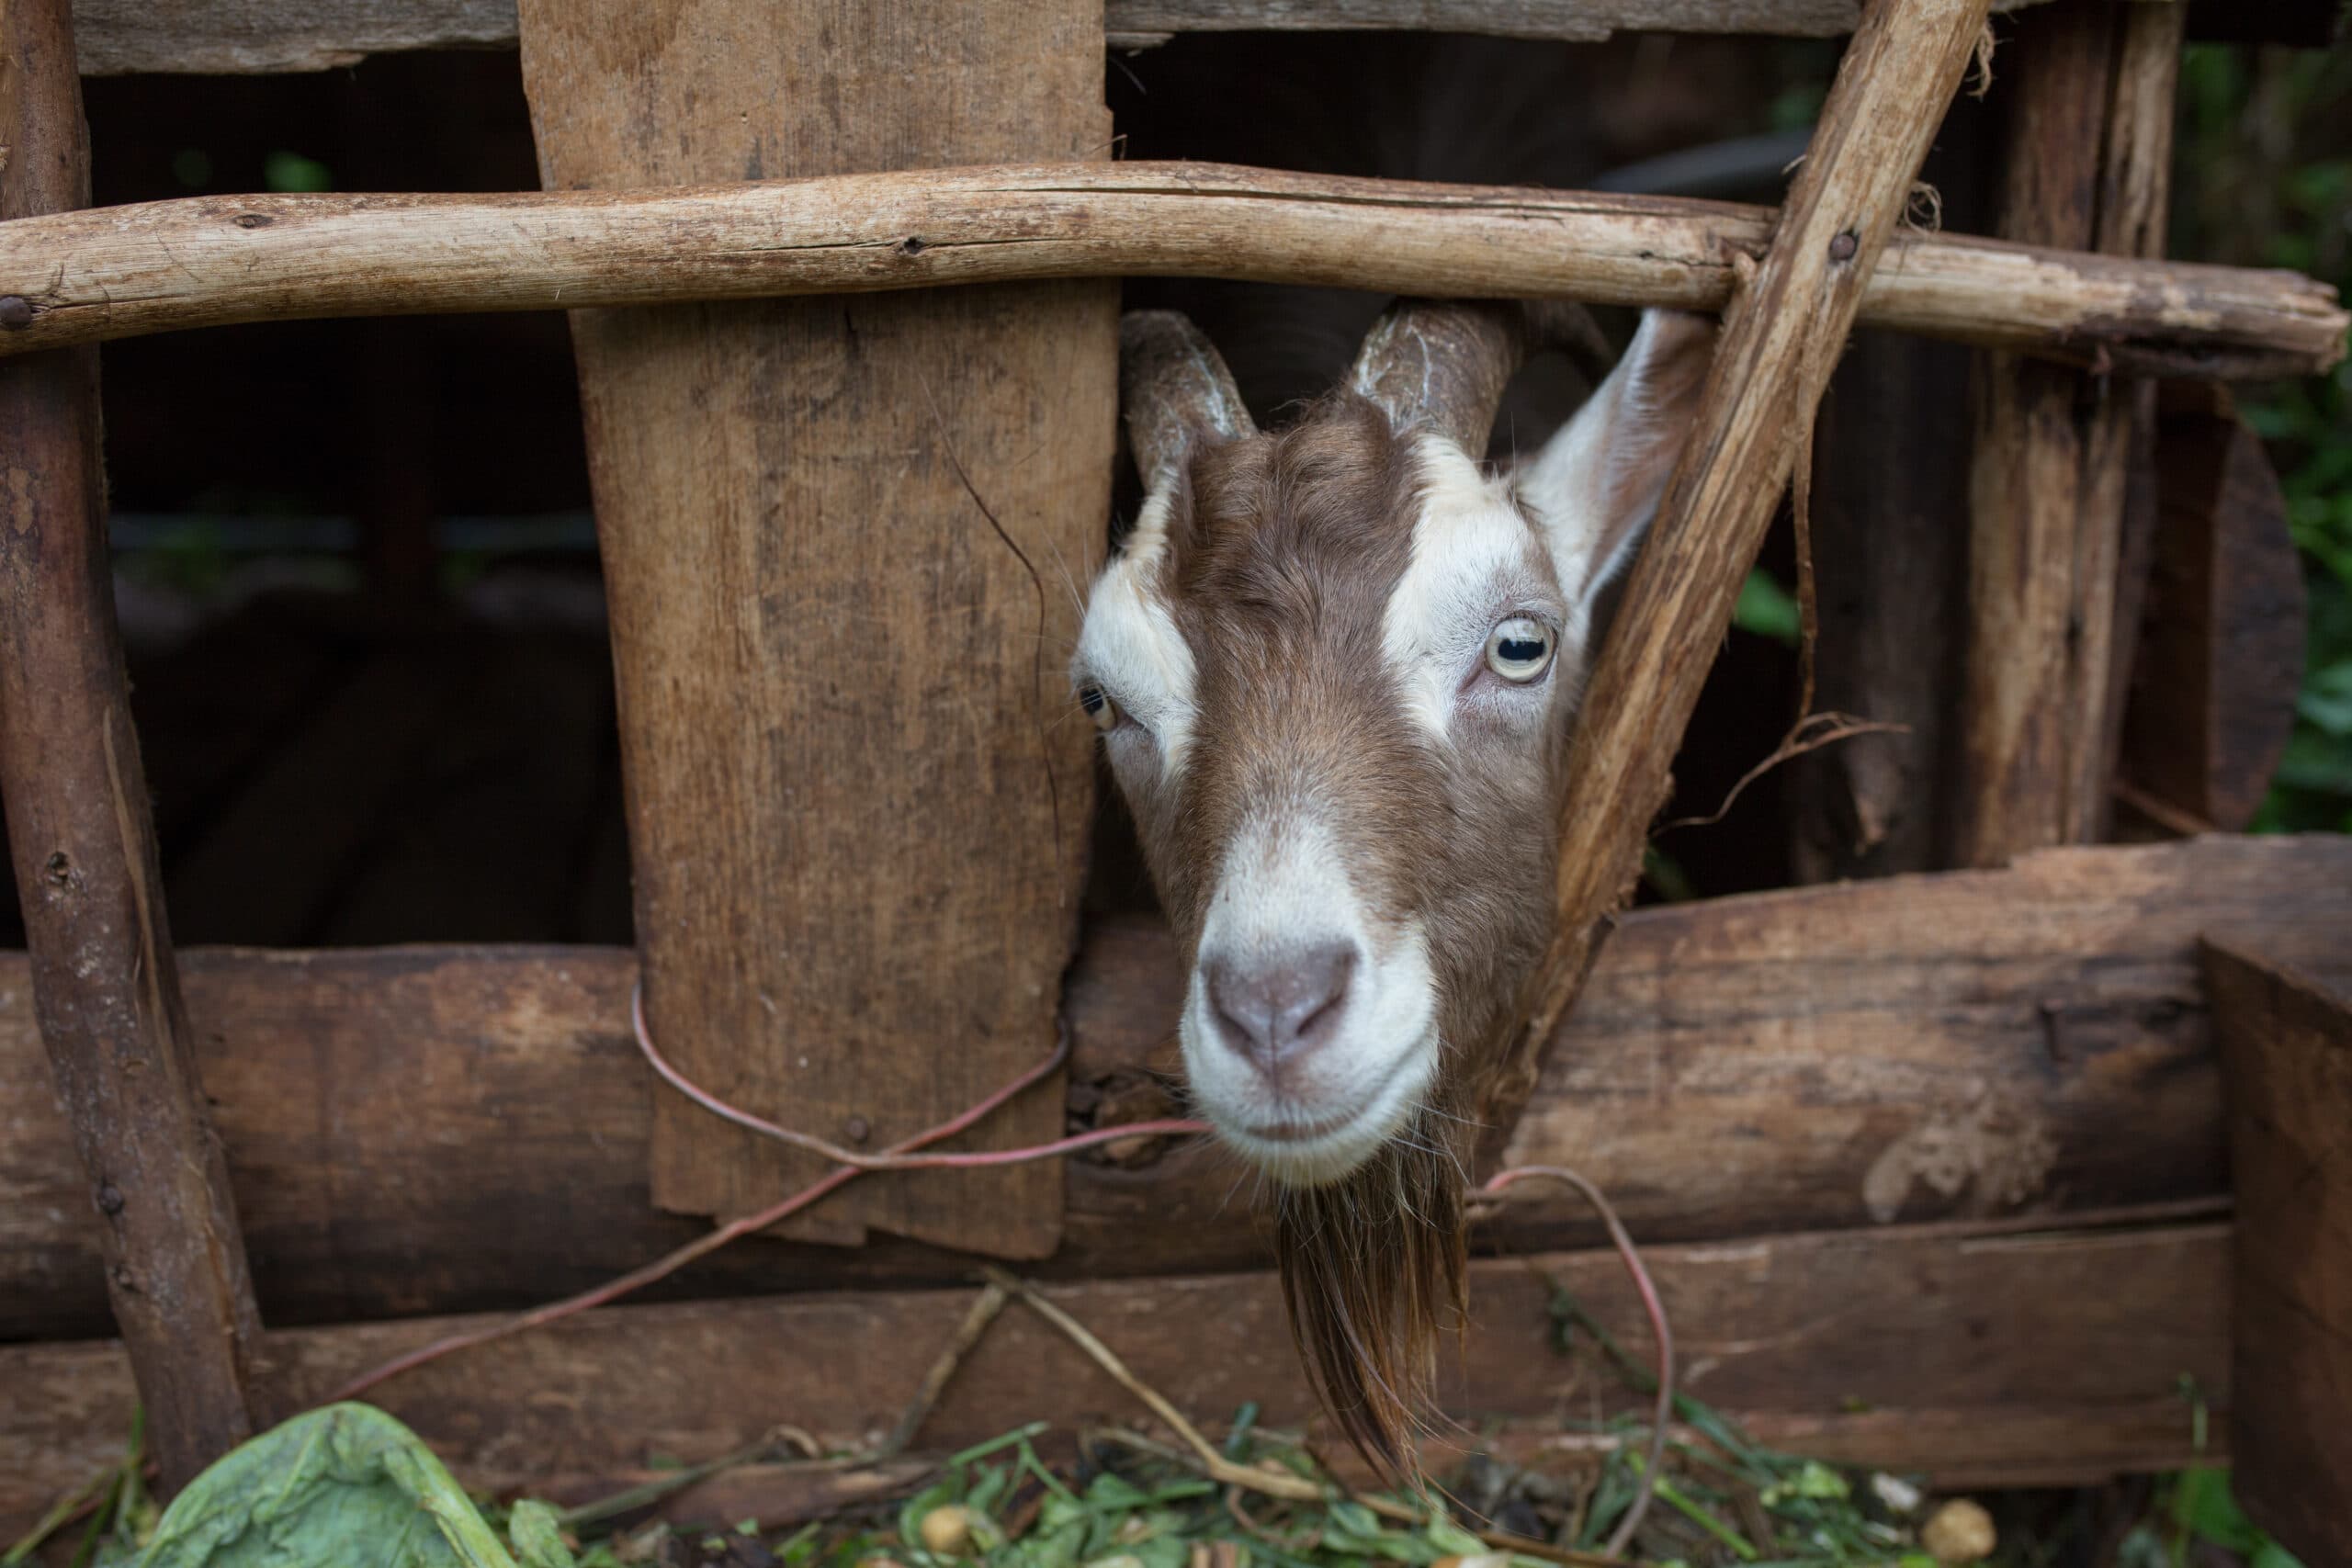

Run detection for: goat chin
[[1199, 1025, 1442, 1188]]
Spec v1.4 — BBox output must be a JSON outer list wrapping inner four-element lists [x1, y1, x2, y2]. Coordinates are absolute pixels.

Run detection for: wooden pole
[[0, 0, 263, 1493], [1955, 0, 2184, 864], [0, 166, 2340, 378], [517, 0, 1113, 1251], [1485, 0, 1998, 1160]]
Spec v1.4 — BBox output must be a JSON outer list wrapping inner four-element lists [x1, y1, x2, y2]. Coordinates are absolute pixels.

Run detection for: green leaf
[[1082, 1474, 1154, 1513], [2172, 1468, 2262, 1554], [506, 1503, 574, 1568], [135, 1404, 519, 1568], [2296, 660, 2352, 737], [261, 151, 334, 193], [1733, 570, 1802, 648]]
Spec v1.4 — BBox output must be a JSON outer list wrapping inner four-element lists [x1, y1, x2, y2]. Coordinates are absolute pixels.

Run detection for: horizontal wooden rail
[[6, 836, 2345, 1341], [0, 164, 2340, 378], [2, 1214, 2227, 1530], [69, 0, 2056, 75]]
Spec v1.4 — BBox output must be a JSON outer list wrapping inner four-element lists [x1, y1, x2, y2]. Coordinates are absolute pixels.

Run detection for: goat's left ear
[[1513, 308, 1715, 615]]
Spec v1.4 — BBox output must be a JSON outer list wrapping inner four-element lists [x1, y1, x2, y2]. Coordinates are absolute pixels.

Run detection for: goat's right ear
[[1513, 309, 1715, 615]]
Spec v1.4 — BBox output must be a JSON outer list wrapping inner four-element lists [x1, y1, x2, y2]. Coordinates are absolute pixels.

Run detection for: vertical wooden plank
[[2117, 389, 2304, 832], [1791, 107, 1989, 882], [2203, 942, 2352, 1568], [0, 0, 263, 1490], [515, 0, 1114, 1252], [1956, 0, 2182, 863], [1789, 333, 1973, 879]]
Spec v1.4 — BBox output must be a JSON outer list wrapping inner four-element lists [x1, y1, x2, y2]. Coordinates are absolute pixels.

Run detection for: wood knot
[[42, 851, 71, 888], [234, 212, 274, 230], [897, 236, 926, 256], [0, 296, 33, 329]]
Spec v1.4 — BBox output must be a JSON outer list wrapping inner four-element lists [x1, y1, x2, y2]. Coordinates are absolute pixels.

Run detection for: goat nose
[[1204, 942, 1356, 1073]]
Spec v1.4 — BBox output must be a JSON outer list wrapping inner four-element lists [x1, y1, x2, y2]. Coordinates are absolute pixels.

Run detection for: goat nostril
[[1204, 943, 1356, 1069]]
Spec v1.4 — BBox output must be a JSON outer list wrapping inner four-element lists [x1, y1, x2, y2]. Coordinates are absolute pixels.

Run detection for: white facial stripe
[[1074, 485, 1198, 780], [1182, 806, 1440, 1185], [1380, 435, 1564, 743]]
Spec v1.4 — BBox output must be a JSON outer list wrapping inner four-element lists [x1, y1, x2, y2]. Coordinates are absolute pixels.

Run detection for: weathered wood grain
[[1497, 0, 1998, 1160], [1, 166, 2342, 380], [1957, 0, 2184, 865], [0, 0, 263, 1493], [2204, 942, 2352, 1568], [516, 0, 1112, 1251], [65, 0, 2062, 75], [6, 836, 2340, 1341], [2119, 392, 2305, 832], [0, 1218, 2231, 1533], [1788, 328, 1975, 879]]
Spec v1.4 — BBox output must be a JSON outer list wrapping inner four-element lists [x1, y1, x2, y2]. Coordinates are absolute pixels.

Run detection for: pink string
[[331, 983, 1669, 1560], [1478, 1164, 1673, 1559], [630, 984, 1207, 1168], [328, 988, 1207, 1403]]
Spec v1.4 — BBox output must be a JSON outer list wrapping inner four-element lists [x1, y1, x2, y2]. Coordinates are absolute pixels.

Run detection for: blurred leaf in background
[[262, 149, 334, 193]]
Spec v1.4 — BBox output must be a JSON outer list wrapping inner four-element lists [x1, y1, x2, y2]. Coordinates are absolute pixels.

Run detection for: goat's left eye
[[1485, 617, 1556, 683], [1078, 683, 1122, 732]]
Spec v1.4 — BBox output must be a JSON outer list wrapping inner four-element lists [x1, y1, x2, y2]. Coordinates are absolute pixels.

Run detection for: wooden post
[[0, 0, 263, 1491], [2117, 388, 2305, 832], [1955, 0, 2184, 864], [1487, 0, 1996, 1155], [515, 0, 1114, 1250], [2203, 941, 2352, 1568], [1788, 96, 1991, 882], [1790, 332, 1975, 880]]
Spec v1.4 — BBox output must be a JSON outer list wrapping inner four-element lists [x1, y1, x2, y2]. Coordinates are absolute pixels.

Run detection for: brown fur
[[1110, 395, 1574, 1474]]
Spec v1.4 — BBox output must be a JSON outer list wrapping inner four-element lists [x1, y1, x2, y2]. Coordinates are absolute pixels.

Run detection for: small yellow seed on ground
[[919, 1506, 975, 1556], [1922, 1498, 1996, 1564]]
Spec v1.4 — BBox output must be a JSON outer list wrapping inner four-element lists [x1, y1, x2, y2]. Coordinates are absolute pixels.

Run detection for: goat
[[1071, 299, 1714, 1470]]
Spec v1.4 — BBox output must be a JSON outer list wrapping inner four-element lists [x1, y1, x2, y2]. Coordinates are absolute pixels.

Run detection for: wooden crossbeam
[[6, 837, 2345, 1343], [0, 1216, 2230, 1533], [65, 0, 2062, 76], [0, 165, 2341, 378]]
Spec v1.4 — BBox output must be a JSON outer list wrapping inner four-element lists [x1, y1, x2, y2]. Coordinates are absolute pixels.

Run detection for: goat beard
[[1273, 1095, 1471, 1483]]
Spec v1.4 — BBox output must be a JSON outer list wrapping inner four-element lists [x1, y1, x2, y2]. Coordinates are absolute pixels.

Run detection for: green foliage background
[[2177, 43, 2352, 832]]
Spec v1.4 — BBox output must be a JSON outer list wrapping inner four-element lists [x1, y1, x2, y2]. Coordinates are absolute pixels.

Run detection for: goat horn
[[1347, 299, 1613, 457], [1120, 310, 1256, 487]]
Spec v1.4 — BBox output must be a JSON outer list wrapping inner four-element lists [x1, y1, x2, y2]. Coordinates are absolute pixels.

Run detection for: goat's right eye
[[1484, 617, 1557, 683], [1079, 683, 1121, 732]]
